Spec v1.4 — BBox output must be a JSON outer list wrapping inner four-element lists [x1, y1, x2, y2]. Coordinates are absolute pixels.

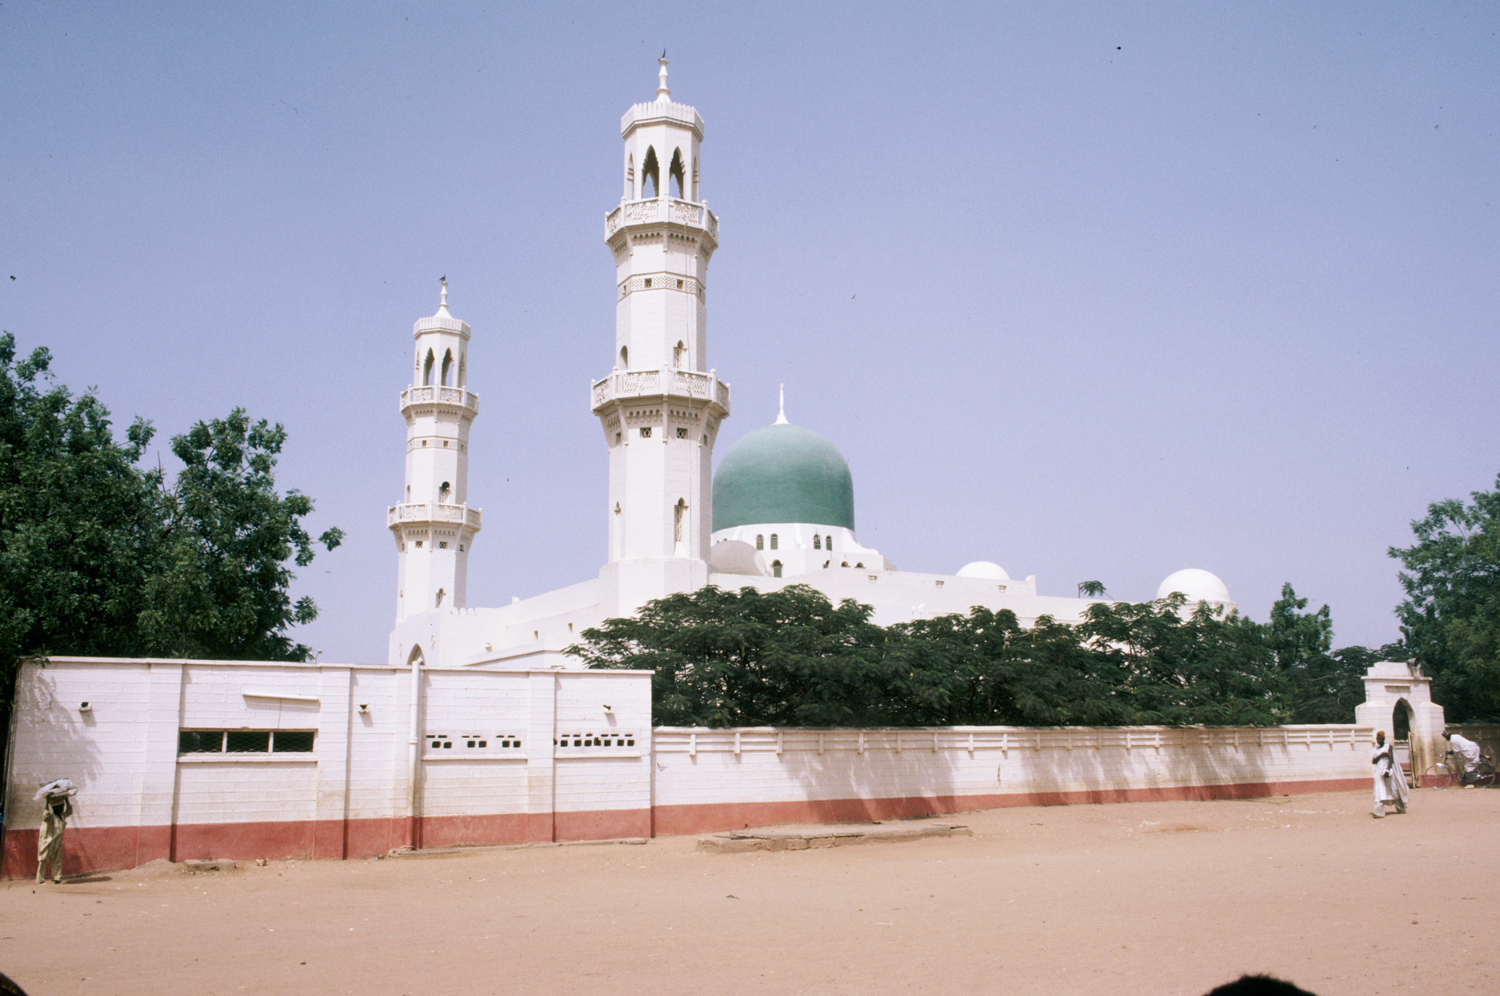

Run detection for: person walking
[[1372, 731, 1408, 818], [33, 779, 77, 884]]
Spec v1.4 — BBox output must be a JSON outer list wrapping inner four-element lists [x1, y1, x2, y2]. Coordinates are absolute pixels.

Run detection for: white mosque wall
[[651, 724, 1372, 835], [710, 524, 891, 577], [3, 657, 653, 879], [5, 654, 1376, 879]]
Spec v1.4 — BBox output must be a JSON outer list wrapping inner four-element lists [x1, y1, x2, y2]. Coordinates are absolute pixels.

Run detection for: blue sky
[[3, 2, 1497, 663]]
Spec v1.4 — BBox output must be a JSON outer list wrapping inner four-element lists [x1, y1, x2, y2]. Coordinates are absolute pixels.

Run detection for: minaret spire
[[775, 384, 788, 424], [656, 53, 670, 102], [438, 276, 449, 314]]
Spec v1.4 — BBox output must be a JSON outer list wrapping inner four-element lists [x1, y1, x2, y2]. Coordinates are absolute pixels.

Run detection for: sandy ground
[[1, 788, 1496, 996]]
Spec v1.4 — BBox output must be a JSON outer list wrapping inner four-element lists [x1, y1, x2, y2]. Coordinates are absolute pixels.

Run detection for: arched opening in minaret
[[625, 153, 635, 199], [441, 350, 453, 387], [641, 147, 660, 198], [669, 149, 685, 199], [423, 350, 435, 386], [458, 356, 466, 389], [619, 345, 629, 369], [673, 341, 685, 368], [673, 498, 686, 550]]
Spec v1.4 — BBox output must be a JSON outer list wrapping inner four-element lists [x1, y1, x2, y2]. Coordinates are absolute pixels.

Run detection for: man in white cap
[[1443, 731, 1483, 787], [33, 779, 77, 884]]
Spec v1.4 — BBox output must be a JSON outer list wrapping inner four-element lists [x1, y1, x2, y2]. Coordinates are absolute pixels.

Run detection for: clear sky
[[3, 2, 1497, 664]]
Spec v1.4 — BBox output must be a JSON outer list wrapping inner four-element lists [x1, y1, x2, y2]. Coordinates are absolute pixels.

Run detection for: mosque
[[385, 60, 1235, 673]]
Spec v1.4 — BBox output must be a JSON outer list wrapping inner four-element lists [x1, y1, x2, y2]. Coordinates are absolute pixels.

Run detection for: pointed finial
[[437, 277, 450, 315], [656, 53, 670, 102], [775, 384, 788, 425]]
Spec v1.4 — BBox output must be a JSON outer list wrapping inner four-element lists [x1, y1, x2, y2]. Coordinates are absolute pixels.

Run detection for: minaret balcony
[[606, 197, 718, 242], [387, 502, 483, 531], [591, 367, 730, 417], [399, 386, 480, 415]]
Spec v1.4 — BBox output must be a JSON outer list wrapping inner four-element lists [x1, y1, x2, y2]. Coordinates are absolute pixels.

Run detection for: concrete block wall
[[2, 658, 655, 878], [650, 725, 1374, 835], [3, 657, 1376, 879]]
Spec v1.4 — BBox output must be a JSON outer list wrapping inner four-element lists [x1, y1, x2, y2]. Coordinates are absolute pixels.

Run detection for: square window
[[676, 427, 688, 439], [439, 541, 448, 549], [644, 278, 652, 288], [677, 279, 684, 289], [178, 730, 223, 754], [272, 731, 316, 752], [640, 427, 652, 438], [226, 730, 271, 753]]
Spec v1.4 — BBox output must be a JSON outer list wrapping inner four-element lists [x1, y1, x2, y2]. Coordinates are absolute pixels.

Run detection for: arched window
[[756, 534, 764, 550], [841, 561, 849, 568], [458, 356, 466, 389], [856, 563, 864, 569], [669, 149, 685, 199], [619, 345, 629, 369], [673, 341, 685, 368], [626, 153, 635, 199], [673, 498, 686, 544], [441, 350, 453, 387], [642, 147, 660, 198], [813, 535, 821, 550], [770, 533, 778, 550], [825, 535, 832, 550], [423, 350, 435, 386], [772, 560, 782, 578], [435, 588, 445, 608]]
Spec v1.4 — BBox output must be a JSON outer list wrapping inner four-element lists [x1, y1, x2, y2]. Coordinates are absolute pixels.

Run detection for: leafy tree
[[0, 334, 160, 690], [138, 409, 345, 661], [0, 333, 342, 695], [570, 585, 895, 727], [1390, 474, 1500, 720], [1077, 580, 1107, 598]]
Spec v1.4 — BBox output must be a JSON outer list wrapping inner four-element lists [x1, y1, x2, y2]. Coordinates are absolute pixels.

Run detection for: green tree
[[0, 334, 342, 694], [1390, 473, 1500, 720], [1077, 580, 1107, 598], [138, 409, 345, 661], [569, 585, 896, 727], [0, 334, 160, 691]]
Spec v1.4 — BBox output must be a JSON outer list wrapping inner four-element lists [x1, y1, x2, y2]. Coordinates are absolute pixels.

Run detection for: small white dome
[[956, 560, 1011, 581], [1156, 568, 1230, 603], [709, 539, 769, 577]]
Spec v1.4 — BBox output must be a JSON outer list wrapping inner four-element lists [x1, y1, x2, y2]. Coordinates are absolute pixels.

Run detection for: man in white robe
[[1443, 732, 1482, 786], [1372, 732, 1408, 818]]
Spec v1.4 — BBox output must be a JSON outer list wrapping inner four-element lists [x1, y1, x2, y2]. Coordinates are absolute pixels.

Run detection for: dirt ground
[[1, 788, 1495, 996]]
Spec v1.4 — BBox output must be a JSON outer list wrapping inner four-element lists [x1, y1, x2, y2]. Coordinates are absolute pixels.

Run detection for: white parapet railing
[[591, 367, 730, 413], [605, 197, 719, 240], [399, 386, 480, 413], [385, 502, 483, 529]]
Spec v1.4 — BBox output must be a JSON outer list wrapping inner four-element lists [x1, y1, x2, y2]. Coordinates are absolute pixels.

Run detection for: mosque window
[[423, 350, 435, 386], [642, 146, 660, 198], [673, 499, 686, 543], [619, 345, 629, 369], [673, 341, 684, 367], [645, 278, 652, 288], [756, 534, 764, 550], [841, 561, 849, 568], [669, 148, 685, 199], [814, 535, 821, 550], [438, 541, 448, 549], [770, 533, 778, 550], [640, 427, 652, 438], [415, 541, 423, 549], [772, 560, 782, 578], [441, 350, 453, 387], [677, 279, 684, 289], [676, 427, 688, 439], [825, 535, 832, 550], [856, 563, 865, 569], [615, 432, 622, 445], [436, 588, 445, 607], [626, 153, 635, 199]]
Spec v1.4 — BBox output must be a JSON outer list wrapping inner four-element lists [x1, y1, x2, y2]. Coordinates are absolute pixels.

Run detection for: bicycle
[[1422, 751, 1497, 789]]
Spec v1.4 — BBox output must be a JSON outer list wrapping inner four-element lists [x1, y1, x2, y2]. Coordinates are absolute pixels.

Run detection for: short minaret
[[593, 57, 730, 616], [390, 280, 482, 621]]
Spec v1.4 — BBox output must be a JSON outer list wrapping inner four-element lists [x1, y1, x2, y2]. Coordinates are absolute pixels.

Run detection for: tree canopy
[[1390, 472, 1500, 721], [570, 581, 1374, 728], [0, 333, 342, 696]]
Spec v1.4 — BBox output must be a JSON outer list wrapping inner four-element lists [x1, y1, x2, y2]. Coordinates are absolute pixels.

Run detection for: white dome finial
[[437, 276, 450, 316], [775, 384, 788, 425], [656, 52, 670, 102]]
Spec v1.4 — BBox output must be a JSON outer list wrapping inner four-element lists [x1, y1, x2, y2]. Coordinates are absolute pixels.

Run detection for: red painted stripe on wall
[[0, 779, 1365, 879]]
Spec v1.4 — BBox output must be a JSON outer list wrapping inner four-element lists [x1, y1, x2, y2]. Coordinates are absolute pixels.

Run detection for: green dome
[[712, 423, 855, 532]]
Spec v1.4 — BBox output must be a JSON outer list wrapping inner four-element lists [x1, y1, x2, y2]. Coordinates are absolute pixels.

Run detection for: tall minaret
[[593, 57, 730, 616], [390, 279, 482, 621]]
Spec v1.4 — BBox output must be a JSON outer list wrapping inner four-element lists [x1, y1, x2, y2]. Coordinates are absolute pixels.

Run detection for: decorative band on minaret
[[593, 59, 729, 612], [390, 279, 482, 621]]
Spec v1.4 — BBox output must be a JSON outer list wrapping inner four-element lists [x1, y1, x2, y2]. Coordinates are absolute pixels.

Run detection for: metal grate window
[[178, 730, 317, 755]]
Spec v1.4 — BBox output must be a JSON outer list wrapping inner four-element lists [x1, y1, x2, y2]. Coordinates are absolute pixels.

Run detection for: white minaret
[[390, 279, 482, 621], [593, 57, 730, 616]]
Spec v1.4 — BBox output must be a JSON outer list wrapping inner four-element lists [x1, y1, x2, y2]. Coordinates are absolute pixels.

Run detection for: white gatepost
[[1354, 660, 1446, 780]]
